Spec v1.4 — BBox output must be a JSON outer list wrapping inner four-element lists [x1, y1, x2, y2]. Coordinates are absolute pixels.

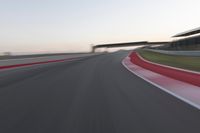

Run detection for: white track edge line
[[122, 59, 200, 110]]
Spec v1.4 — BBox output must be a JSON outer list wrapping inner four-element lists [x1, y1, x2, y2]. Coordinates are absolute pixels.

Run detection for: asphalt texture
[[0, 51, 200, 133]]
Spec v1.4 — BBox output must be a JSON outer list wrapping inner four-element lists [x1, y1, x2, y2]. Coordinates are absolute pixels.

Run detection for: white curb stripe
[[122, 57, 200, 110]]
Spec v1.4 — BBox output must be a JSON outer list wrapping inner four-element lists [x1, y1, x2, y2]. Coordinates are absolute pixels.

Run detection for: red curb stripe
[[129, 52, 200, 87], [0, 58, 74, 70]]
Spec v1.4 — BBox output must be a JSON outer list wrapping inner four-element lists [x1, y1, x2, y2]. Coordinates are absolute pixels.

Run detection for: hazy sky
[[0, 0, 200, 53]]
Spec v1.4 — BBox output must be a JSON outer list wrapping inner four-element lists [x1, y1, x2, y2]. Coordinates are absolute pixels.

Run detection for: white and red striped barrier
[[129, 52, 200, 87]]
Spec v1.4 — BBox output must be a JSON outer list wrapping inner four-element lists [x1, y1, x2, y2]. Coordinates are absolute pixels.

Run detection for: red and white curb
[[122, 56, 200, 110]]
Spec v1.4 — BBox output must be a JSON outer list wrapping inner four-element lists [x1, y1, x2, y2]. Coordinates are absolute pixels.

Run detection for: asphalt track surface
[[0, 51, 200, 133]]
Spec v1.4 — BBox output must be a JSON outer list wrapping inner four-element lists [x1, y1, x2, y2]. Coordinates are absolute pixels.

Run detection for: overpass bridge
[[92, 41, 169, 52]]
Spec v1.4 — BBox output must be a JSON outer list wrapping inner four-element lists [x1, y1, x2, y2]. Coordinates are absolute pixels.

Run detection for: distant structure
[[92, 41, 169, 52], [3, 52, 12, 56], [170, 27, 200, 50], [92, 27, 200, 52], [173, 27, 200, 37]]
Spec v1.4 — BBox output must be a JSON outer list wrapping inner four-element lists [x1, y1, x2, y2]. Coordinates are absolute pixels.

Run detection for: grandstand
[[169, 27, 200, 50], [92, 27, 200, 51]]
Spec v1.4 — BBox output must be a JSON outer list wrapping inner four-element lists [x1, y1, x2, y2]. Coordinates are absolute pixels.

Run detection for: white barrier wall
[[145, 49, 200, 57]]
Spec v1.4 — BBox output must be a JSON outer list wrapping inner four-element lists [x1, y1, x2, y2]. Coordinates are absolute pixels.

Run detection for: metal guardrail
[[144, 48, 200, 57]]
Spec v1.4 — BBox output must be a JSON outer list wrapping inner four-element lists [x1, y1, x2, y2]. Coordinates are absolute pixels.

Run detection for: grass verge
[[138, 49, 200, 72]]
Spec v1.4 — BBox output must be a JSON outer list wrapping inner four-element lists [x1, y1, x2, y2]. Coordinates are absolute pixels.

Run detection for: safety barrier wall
[[145, 48, 200, 57], [0, 53, 94, 70]]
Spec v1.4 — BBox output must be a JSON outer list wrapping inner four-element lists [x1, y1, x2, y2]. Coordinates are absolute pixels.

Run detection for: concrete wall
[[145, 48, 200, 57], [0, 53, 95, 66]]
